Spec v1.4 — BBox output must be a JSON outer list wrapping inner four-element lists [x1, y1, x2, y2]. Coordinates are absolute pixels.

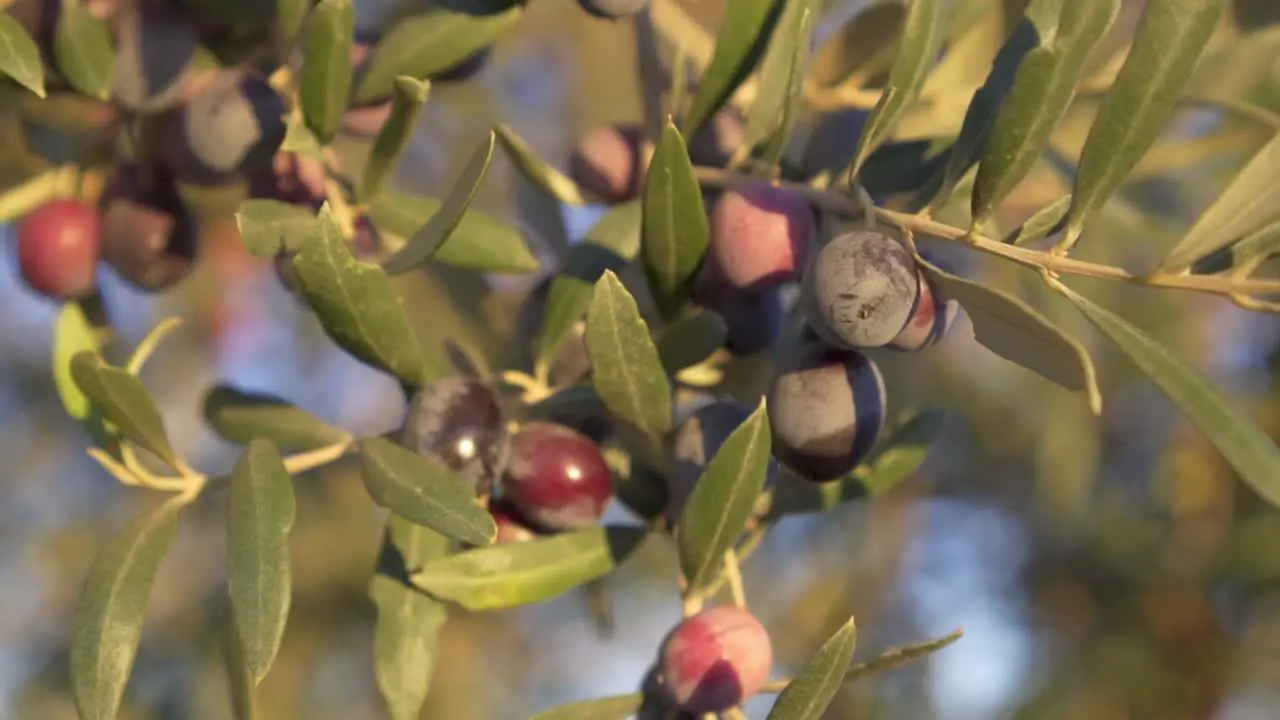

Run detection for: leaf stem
[[722, 549, 746, 609], [125, 317, 184, 376], [691, 166, 1280, 306]]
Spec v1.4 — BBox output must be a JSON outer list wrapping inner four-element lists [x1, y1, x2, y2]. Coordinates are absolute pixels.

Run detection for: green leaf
[[291, 212, 447, 385], [855, 409, 944, 496], [354, 4, 522, 104], [1224, 216, 1280, 268], [916, 259, 1101, 414], [1059, 285, 1280, 508], [358, 436, 497, 546], [641, 120, 710, 317], [585, 271, 673, 438], [383, 129, 496, 274], [744, 0, 818, 168], [528, 694, 645, 720], [202, 385, 349, 452], [234, 200, 321, 259], [846, 629, 963, 681], [534, 201, 642, 374], [71, 499, 183, 720], [1064, 0, 1228, 246], [847, 0, 949, 180], [1003, 194, 1072, 246], [54, 305, 100, 423], [411, 526, 648, 611], [0, 13, 46, 97], [369, 190, 539, 275], [281, 115, 324, 159], [371, 517, 451, 720], [495, 123, 587, 206], [676, 398, 770, 591], [656, 308, 728, 374], [299, 0, 355, 144], [227, 440, 295, 684], [970, 0, 1120, 227], [684, 0, 783, 138], [223, 610, 257, 720], [1158, 132, 1280, 273], [70, 352, 177, 465], [362, 76, 430, 203], [767, 616, 858, 720], [54, 2, 114, 100], [278, 0, 311, 49], [931, 0, 1065, 209]]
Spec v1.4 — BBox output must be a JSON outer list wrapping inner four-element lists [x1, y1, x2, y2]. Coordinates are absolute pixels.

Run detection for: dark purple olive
[[98, 165, 199, 292], [401, 377, 510, 495]]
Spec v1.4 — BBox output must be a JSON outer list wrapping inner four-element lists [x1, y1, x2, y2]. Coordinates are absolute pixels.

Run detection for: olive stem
[[723, 549, 747, 609], [125, 317, 185, 376], [691, 166, 1280, 305]]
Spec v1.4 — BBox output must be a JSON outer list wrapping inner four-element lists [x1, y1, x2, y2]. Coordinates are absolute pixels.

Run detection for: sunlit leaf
[[70, 352, 177, 465], [358, 436, 496, 546], [528, 694, 645, 720], [970, 0, 1120, 227], [411, 526, 648, 611], [916, 259, 1101, 414], [585, 271, 673, 438], [354, 3, 521, 104], [656, 308, 728, 374], [847, 0, 949, 179], [202, 385, 348, 452], [677, 398, 770, 591], [227, 440, 295, 684], [767, 616, 858, 720], [54, 2, 114, 100], [71, 498, 183, 720], [1059, 284, 1280, 508], [299, 0, 355, 144], [54, 305, 100, 423], [683, 0, 784, 138], [494, 123, 587, 206], [846, 629, 963, 681], [1064, 0, 1228, 246], [362, 76, 430, 203], [0, 13, 46, 97], [234, 200, 320, 259], [291, 212, 447, 385], [369, 190, 539, 274], [744, 0, 818, 168], [383, 129, 495, 274], [641, 119, 709, 317], [1158, 132, 1280, 273]]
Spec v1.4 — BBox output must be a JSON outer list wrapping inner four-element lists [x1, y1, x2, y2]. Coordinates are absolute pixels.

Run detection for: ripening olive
[[15, 199, 101, 301], [686, 111, 746, 169], [886, 271, 960, 351], [657, 606, 773, 714], [98, 165, 199, 292], [161, 72, 287, 185], [250, 151, 329, 208], [489, 499, 542, 544], [577, 0, 650, 19], [502, 421, 614, 531], [570, 124, 649, 204], [801, 230, 920, 349], [767, 343, 886, 483], [707, 183, 813, 291], [401, 377, 510, 496]]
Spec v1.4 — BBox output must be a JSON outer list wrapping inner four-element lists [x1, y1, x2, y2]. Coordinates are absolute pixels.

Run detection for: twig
[[723, 549, 746, 609], [126, 317, 184, 375]]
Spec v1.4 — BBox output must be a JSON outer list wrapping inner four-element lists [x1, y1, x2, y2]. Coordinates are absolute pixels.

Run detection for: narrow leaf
[[203, 385, 349, 451], [970, 0, 1120, 227], [70, 352, 177, 464], [916, 259, 1101, 414], [848, 0, 949, 179], [677, 398, 770, 590], [846, 629, 963, 681], [495, 123, 587, 206], [854, 408, 944, 496], [291, 212, 447, 385], [354, 4, 521, 103], [656, 308, 727, 374], [1060, 285, 1280, 508], [383, 129, 495, 274], [71, 499, 183, 720], [358, 436, 497, 546], [223, 610, 257, 720], [54, 304, 101, 423], [535, 201, 641, 373], [744, 0, 818, 168], [529, 694, 645, 720], [684, 0, 783, 138], [641, 119, 710, 317], [411, 526, 648, 611], [1158, 132, 1280, 273], [228, 440, 296, 684], [767, 616, 858, 720], [371, 517, 451, 720], [234, 200, 320, 259], [54, 2, 114, 100], [278, 0, 311, 49], [299, 0, 355, 144], [362, 76, 431, 203], [368, 190, 539, 274], [0, 13, 46, 97], [1225, 216, 1280, 267], [584, 271, 673, 438], [1065, 0, 1228, 245], [1003, 194, 1072, 246]]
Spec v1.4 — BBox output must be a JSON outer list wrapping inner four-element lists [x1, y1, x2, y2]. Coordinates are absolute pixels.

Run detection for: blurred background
[[2, 0, 1280, 718]]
